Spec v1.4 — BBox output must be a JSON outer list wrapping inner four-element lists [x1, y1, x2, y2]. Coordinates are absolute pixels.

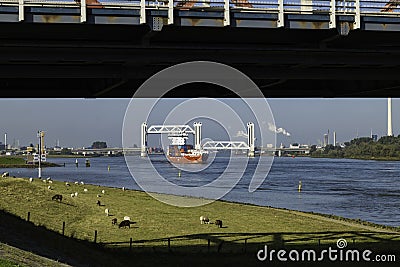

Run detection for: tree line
[[310, 135, 400, 160]]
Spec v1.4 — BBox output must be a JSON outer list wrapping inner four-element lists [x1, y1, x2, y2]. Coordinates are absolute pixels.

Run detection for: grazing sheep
[[65, 182, 70, 186], [29, 177, 33, 183], [105, 208, 109, 216], [97, 194, 101, 198], [101, 190, 105, 194], [70, 193, 75, 198], [122, 187, 125, 191], [47, 185, 52, 190], [215, 220, 223, 228], [83, 188, 88, 192], [112, 218, 117, 225], [42, 179, 47, 183], [123, 216, 130, 221], [1, 172, 9, 178], [74, 192, 78, 197], [200, 216, 210, 224], [118, 220, 130, 228], [48, 180, 53, 184], [52, 194, 62, 202], [96, 200, 101, 206], [80, 181, 84, 185], [46, 177, 51, 181], [74, 181, 79, 185]]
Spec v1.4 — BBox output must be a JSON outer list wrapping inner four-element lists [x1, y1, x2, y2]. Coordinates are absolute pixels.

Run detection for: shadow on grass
[[0, 209, 399, 267]]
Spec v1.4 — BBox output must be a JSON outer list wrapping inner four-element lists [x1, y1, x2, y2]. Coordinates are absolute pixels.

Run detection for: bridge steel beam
[[18, 0, 23, 21], [80, 0, 86, 23]]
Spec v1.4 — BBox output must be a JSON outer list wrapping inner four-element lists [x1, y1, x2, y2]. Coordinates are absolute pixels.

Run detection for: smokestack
[[388, 98, 393, 136], [333, 131, 336, 147]]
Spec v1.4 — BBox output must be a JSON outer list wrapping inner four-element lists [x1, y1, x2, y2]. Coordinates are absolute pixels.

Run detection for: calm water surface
[[2, 156, 399, 227]]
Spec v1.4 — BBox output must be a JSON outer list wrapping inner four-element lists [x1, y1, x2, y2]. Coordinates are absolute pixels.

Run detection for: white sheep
[[46, 177, 51, 181], [200, 216, 210, 224], [101, 190, 105, 194], [1, 172, 9, 178], [47, 185, 52, 190], [70, 193, 75, 197], [29, 177, 33, 183], [42, 179, 47, 183], [65, 182, 70, 186], [122, 187, 125, 191], [80, 181, 84, 185], [105, 208, 109, 216], [48, 180, 53, 184], [97, 194, 101, 198], [74, 192, 78, 197], [83, 188, 88, 192], [74, 181, 79, 185]]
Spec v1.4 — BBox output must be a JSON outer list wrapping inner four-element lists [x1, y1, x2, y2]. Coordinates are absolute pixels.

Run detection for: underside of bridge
[[1, 22, 400, 98]]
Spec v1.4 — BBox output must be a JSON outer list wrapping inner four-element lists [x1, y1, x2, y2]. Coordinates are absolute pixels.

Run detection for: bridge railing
[[0, 0, 399, 17]]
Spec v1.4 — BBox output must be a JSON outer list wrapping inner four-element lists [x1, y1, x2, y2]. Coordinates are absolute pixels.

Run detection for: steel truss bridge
[[2, 0, 400, 97], [1, 0, 399, 29]]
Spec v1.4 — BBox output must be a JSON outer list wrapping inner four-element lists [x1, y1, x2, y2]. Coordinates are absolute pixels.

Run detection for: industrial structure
[[140, 122, 256, 159], [388, 97, 393, 136], [1, 1, 400, 97]]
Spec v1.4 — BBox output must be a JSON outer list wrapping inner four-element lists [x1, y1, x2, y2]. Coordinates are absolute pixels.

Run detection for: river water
[[2, 156, 399, 227]]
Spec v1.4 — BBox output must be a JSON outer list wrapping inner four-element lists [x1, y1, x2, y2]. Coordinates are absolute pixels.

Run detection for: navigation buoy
[[178, 170, 181, 178], [107, 165, 110, 172], [75, 159, 78, 168], [298, 180, 302, 192]]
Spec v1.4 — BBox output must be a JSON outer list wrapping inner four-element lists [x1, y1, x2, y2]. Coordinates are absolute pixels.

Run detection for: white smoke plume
[[235, 130, 248, 138], [268, 122, 291, 136]]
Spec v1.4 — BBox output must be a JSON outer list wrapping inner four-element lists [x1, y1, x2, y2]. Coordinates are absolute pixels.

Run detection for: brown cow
[[215, 219, 223, 228], [119, 219, 130, 228]]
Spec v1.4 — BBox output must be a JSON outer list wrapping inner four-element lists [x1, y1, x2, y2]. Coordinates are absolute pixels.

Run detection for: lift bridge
[[140, 122, 256, 157]]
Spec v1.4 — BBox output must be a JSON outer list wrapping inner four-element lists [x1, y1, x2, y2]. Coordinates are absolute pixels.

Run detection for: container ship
[[166, 136, 208, 164]]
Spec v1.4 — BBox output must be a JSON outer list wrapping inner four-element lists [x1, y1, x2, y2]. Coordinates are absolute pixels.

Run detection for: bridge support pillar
[[141, 122, 147, 157], [194, 122, 202, 150], [247, 122, 255, 157]]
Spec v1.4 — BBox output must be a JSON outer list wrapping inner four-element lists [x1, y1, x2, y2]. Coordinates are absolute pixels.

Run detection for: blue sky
[[0, 98, 394, 148]]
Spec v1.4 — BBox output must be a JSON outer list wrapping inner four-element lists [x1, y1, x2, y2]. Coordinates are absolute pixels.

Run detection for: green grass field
[[0, 157, 25, 165], [0, 177, 399, 266]]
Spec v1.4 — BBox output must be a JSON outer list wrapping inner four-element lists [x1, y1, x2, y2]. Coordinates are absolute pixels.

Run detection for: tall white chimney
[[333, 131, 336, 147], [388, 98, 393, 136]]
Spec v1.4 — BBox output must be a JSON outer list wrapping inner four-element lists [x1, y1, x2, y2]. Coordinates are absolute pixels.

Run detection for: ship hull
[[167, 153, 208, 164]]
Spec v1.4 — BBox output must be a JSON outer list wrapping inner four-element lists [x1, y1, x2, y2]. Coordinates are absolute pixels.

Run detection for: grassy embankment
[[0, 177, 399, 266]]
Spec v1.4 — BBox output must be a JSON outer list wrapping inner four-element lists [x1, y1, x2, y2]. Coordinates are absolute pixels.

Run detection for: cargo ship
[[166, 136, 208, 164]]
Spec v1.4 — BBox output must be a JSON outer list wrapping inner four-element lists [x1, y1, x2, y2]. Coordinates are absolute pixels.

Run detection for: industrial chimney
[[388, 98, 393, 136]]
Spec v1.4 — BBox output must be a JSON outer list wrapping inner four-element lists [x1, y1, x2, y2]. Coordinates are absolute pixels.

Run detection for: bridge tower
[[194, 122, 202, 150], [141, 122, 147, 157], [247, 122, 255, 157]]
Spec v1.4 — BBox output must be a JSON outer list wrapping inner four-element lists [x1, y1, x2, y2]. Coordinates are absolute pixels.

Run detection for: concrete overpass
[[2, 0, 400, 97]]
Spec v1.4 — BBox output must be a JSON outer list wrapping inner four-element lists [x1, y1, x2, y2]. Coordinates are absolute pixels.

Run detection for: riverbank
[[0, 177, 399, 266], [47, 154, 100, 158], [310, 154, 400, 161], [0, 156, 61, 168]]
